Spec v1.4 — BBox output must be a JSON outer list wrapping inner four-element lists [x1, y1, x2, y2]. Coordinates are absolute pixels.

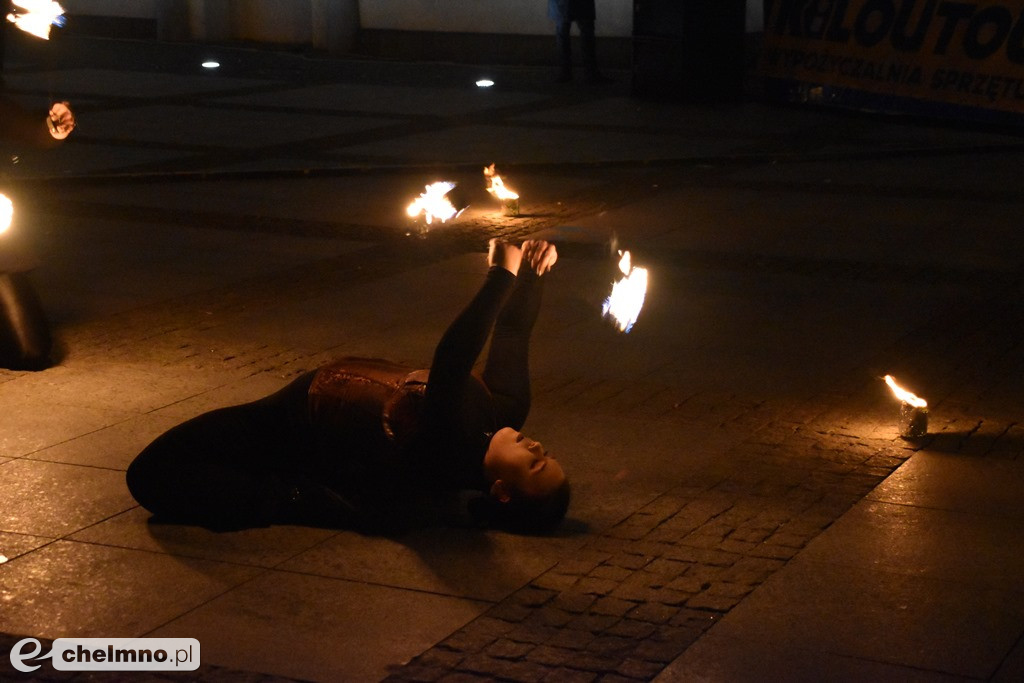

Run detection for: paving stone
[[413, 648, 466, 669], [585, 635, 636, 658], [526, 645, 577, 667], [575, 576, 619, 597], [525, 605, 575, 628], [589, 564, 634, 582], [604, 619, 657, 641], [507, 624, 563, 646], [439, 630, 499, 654], [686, 591, 743, 612], [542, 667, 597, 682], [456, 653, 550, 682], [546, 628, 597, 650], [590, 596, 637, 617], [485, 638, 535, 660], [512, 586, 558, 608], [485, 602, 534, 623], [630, 629, 702, 663], [566, 614, 621, 634], [627, 602, 678, 624], [552, 591, 598, 614], [615, 658, 665, 680], [530, 572, 581, 592], [563, 651, 621, 674]]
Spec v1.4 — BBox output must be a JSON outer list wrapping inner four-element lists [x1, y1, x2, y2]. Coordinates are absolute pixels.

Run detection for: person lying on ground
[[127, 239, 570, 535]]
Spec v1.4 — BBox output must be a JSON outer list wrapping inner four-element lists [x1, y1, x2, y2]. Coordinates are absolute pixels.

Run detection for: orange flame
[[406, 181, 460, 225], [884, 375, 927, 408], [484, 164, 519, 202], [6, 0, 65, 40]]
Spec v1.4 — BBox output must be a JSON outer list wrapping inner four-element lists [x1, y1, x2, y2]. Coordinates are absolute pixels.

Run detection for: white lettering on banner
[[762, 0, 1024, 114], [768, 0, 1024, 63], [9, 638, 201, 672]]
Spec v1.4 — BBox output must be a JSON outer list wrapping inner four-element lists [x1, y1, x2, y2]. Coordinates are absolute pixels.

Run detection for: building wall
[[360, 1, 631, 37], [58, 1, 765, 45]]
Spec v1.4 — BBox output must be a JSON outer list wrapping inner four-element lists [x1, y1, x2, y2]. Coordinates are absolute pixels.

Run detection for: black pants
[[127, 272, 541, 531], [555, 19, 598, 75], [125, 371, 355, 530]]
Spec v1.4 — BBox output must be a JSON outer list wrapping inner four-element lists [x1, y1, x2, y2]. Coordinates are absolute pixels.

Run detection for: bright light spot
[[0, 194, 13, 235], [603, 251, 649, 333], [202, 61, 221, 69], [407, 181, 461, 225], [0, 555, 7, 564], [476, 79, 495, 88], [6, 0, 65, 40], [884, 375, 927, 407]]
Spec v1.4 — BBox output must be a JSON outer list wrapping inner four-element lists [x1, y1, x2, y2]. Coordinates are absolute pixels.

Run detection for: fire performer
[[0, 3, 75, 370], [0, 99, 75, 370], [127, 240, 570, 535], [0, 97, 75, 370]]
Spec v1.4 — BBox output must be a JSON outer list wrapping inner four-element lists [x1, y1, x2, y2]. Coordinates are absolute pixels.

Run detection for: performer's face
[[484, 427, 565, 499]]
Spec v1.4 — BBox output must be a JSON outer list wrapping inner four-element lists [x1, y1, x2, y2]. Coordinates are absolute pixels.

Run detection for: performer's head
[[482, 427, 570, 533]]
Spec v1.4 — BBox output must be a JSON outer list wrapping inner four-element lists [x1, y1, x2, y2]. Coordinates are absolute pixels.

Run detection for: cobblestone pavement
[[384, 286, 1023, 682], [5, 154, 1024, 681], [3, 31, 1024, 683]]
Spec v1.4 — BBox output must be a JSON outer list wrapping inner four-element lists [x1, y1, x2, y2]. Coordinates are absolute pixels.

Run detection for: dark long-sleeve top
[[302, 266, 543, 505], [0, 96, 60, 150]]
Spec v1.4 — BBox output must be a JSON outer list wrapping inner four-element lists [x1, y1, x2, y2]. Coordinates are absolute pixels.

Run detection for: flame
[[0, 194, 12, 235], [406, 181, 460, 225], [602, 250, 648, 333], [6, 0, 66, 40], [884, 375, 927, 408], [484, 164, 519, 202]]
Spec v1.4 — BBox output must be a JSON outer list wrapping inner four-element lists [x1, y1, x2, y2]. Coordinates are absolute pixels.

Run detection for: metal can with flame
[[898, 403, 928, 438]]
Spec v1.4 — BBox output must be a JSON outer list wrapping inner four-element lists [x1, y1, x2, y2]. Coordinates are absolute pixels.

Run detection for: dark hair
[[470, 478, 571, 534]]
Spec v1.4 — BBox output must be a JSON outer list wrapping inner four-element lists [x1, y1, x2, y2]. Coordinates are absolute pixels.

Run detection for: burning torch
[[406, 181, 469, 232], [883, 374, 928, 438], [484, 164, 519, 217], [0, 191, 53, 370], [6, 0, 65, 40], [603, 250, 649, 333]]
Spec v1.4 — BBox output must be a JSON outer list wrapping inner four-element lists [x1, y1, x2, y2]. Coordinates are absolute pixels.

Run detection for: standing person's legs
[[0, 1, 7, 78], [577, 20, 605, 82], [554, 18, 573, 81]]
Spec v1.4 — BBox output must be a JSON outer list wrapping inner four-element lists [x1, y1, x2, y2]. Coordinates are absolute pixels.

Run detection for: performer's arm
[[482, 240, 557, 428]]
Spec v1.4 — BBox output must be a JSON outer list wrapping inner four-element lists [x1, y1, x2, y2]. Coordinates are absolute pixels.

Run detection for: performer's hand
[[46, 101, 75, 140], [488, 239, 522, 276], [522, 240, 558, 275]]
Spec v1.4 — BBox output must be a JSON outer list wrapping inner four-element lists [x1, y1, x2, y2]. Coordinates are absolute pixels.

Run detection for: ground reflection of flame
[[603, 250, 648, 333]]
